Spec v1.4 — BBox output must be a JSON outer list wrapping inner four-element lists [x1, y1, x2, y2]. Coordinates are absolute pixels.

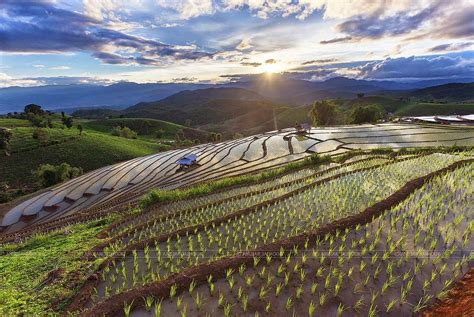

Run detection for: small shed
[[176, 153, 198, 168]]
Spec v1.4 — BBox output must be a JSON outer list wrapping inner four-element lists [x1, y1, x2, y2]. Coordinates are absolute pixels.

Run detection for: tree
[[308, 100, 339, 126], [35, 163, 83, 188], [0, 128, 12, 156], [350, 104, 384, 124], [111, 126, 137, 139], [357, 93, 365, 99], [77, 124, 83, 135], [62, 116, 73, 128], [24, 104, 44, 115]]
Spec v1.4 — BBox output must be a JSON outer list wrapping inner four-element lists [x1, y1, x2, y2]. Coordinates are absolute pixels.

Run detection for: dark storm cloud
[[0, 0, 213, 64]]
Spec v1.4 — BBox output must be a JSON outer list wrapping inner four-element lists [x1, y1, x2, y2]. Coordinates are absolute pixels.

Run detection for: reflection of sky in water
[[3, 123, 474, 230]]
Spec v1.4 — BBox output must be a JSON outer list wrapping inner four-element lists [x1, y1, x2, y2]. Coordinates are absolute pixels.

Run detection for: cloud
[[172, 76, 198, 82], [320, 36, 352, 44], [301, 59, 338, 65], [0, 73, 114, 88], [429, 42, 473, 52], [236, 39, 252, 51], [0, 0, 213, 65], [356, 55, 474, 80], [265, 58, 276, 64], [50, 66, 71, 70], [336, 3, 440, 39], [155, 0, 214, 19], [241, 62, 262, 67]]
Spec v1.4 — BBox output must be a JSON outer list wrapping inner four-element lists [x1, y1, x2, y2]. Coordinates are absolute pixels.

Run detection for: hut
[[176, 153, 198, 171]]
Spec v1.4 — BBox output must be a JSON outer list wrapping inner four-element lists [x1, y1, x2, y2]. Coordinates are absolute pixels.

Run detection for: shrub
[[309, 100, 339, 126], [34, 163, 83, 188], [27, 113, 47, 127], [111, 126, 138, 139], [32, 128, 48, 142], [350, 104, 384, 124], [62, 116, 74, 129], [0, 128, 12, 155]]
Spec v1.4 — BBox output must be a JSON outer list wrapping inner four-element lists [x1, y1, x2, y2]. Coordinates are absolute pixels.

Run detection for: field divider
[[68, 158, 474, 316], [419, 267, 474, 316]]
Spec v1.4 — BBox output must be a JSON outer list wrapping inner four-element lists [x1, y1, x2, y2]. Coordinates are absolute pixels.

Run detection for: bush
[[34, 163, 83, 188], [0, 128, 12, 155], [32, 128, 48, 142], [309, 100, 339, 126], [27, 113, 47, 127], [111, 126, 137, 139], [350, 104, 384, 124]]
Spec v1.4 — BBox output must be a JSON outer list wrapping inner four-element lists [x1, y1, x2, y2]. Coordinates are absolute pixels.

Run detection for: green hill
[[407, 82, 474, 102], [81, 118, 208, 141], [0, 119, 169, 195]]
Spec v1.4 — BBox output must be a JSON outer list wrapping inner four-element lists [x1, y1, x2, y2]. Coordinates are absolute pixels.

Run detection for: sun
[[260, 62, 284, 74]]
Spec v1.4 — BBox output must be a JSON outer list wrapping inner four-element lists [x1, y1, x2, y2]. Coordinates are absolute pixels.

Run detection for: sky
[[0, 0, 473, 87]]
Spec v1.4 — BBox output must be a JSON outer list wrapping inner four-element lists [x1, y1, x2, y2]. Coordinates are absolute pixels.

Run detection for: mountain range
[[1, 76, 473, 114]]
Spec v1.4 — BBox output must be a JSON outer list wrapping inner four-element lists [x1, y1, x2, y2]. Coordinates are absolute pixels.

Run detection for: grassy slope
[[395, 102, 474, 116], [0, 118, 32, 128], [0, 119, 168, 187], [0, 217, 114, 315], [81, 118, 184, 139]]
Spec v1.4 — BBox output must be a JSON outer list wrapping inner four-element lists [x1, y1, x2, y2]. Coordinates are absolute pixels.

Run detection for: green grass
[[0, 118, 32, 128], [395, 102, 474, 116], [0, 217, 115, 315], [1, 128, 169, 188], [82, 118, 186, 139]]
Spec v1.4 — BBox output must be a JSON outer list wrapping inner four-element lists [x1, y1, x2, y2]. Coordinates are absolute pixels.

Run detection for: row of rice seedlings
[[108, 168, 321, 238], [119, 155, 391, 239], [92, 153, 467, 301], [104, 157, 394, 253], [108, 155, 395, 239], [125, 163, 473, 316]]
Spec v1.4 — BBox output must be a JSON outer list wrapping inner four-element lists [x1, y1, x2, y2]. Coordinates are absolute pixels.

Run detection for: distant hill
[[406, 83, 474, 102], [123, 88, 283, 135], [83, 118, 209, 141], [0, 82, 211, 113], [127, 87, 264, 113]]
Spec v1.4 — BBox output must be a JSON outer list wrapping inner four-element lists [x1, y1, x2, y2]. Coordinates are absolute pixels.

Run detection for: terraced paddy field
[[1, 122, 474, 316]]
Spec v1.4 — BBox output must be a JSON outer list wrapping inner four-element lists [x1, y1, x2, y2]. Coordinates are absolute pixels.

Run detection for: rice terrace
[[1, 1, 474, 316]]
